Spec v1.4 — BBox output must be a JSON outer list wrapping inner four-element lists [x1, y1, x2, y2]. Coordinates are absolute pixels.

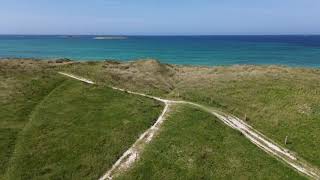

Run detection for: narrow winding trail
[[59, 72, 320, 180]]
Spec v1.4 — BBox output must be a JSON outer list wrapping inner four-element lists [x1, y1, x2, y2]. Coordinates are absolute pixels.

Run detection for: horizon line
[[1, 34, 320, 36]]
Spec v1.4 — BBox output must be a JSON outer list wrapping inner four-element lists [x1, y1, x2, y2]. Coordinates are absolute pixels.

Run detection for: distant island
[[93, 36, 128, 40]]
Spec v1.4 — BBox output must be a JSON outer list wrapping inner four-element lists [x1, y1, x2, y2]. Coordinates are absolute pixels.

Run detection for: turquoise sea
[[1, 35, 320, 67]]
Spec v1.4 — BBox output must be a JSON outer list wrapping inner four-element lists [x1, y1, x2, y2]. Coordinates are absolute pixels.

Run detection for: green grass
[[59, 61, 320, 169], [58, 60, 177, 96], [117, 105, 305, 180], [2, 59, 319, 179], [3, 80, 163, 180], [175, 69, 320, 168], [0, 62, 65, 178], [0, 129, 18, 178]]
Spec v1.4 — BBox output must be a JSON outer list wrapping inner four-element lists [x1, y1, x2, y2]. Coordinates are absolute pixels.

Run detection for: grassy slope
[[174, 66, 320, 167], [59, 61, 320, 168], [118, 105, 304, 180], [4, 80, 163, 180], [59, 60, 177, 96], [0, 60, 65, 178], [2, 59, 319, 178]]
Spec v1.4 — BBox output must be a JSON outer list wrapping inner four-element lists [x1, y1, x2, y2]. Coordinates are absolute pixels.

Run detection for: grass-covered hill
[[1, 58, 319, 179], [63, 59, 320, 168], [0, 60, 162, 179], [118, 105, 304, 180]]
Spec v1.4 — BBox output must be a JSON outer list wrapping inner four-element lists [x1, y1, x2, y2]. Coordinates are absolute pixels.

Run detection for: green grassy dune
[[0, 60, 66, 178], [1, 59, 319, 179], [173, 66, 320, 167], [118, 105, 304, 179], [65, 59, 320, 169], [0, 60, 163, 179], [60, 60, 320, 169], [4, 80, 162, 180]]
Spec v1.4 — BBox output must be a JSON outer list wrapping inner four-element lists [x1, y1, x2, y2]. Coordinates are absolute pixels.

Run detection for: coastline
[[1, 57, 320, 69]]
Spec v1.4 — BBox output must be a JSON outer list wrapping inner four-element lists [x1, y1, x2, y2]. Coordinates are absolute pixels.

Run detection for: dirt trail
[[99, 103, 170, 180], [59, 72, 320, 180]]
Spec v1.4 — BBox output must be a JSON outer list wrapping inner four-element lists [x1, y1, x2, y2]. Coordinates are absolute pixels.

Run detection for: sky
[[0, 0, 320, 35]]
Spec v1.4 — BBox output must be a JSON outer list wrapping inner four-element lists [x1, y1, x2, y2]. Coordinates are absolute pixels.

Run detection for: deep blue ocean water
[[1, 35, 320, 67]]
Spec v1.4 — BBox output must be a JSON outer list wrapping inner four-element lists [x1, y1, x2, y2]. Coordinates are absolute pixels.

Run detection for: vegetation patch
[[173, 66, 320, 167], [0, 60, 65, 178], [2, 59, 320, 178], [117, 105, 305, 179], [3, 80, 163, 180]]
